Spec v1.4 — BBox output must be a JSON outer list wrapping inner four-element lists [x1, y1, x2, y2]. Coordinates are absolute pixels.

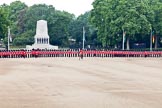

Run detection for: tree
[[4, 3, 74, 47], [68, 12, 98, 49], [8, 1, 27, 35], [48, 10, 74, 47], [90, 0, 154, 50], [90, 0, 110, 47], [148, 0, 162, 49], [0, 6, 9, 40]]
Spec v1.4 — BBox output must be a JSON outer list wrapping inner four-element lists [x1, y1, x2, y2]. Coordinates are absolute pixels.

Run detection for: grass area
[[10, 45, 26, 50]]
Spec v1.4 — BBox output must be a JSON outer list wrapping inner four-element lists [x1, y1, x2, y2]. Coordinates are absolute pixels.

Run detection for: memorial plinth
[[26, 20, 58, 50]]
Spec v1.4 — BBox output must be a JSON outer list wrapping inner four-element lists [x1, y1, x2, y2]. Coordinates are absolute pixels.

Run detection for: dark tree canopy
[[0, 0, 162, 49], [90, 0, 162, 49]]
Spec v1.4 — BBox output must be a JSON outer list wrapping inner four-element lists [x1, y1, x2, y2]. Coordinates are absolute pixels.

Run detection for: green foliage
[[90, 0, 162, 49], [48, 10, 74, 47], [9, 1, 27, 22], [13, 30, 34, 46], [68, 12, 99, 48], [0, 6, 9, 39], [1, 0, 162, 49], [1, 2, 74, 47]]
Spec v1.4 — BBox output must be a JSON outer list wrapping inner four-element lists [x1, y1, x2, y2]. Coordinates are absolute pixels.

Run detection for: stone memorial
[[26, 20, 58, 50]]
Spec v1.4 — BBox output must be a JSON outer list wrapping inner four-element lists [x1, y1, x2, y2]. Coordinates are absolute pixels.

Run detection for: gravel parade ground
[[0, 58, 162, 108]]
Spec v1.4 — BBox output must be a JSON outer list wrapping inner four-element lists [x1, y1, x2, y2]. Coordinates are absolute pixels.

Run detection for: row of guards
[[0, 49, 162, 58]]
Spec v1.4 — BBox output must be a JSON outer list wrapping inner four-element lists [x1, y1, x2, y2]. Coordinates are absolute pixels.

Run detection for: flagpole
[[83, 26, 85, 50], [8, 26, 10, 50], [122, 29, 125, 50]]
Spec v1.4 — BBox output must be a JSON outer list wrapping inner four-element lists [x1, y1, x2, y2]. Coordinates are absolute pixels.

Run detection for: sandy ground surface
[[0, 57, 162, 108]]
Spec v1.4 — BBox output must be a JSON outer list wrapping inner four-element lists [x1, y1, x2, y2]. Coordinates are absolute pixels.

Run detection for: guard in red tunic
[[22, 49, 27, 58], [79, 49, 83, 60]]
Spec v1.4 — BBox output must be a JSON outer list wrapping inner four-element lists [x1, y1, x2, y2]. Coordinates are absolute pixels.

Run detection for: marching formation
[[0, 49, 162, 58]]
